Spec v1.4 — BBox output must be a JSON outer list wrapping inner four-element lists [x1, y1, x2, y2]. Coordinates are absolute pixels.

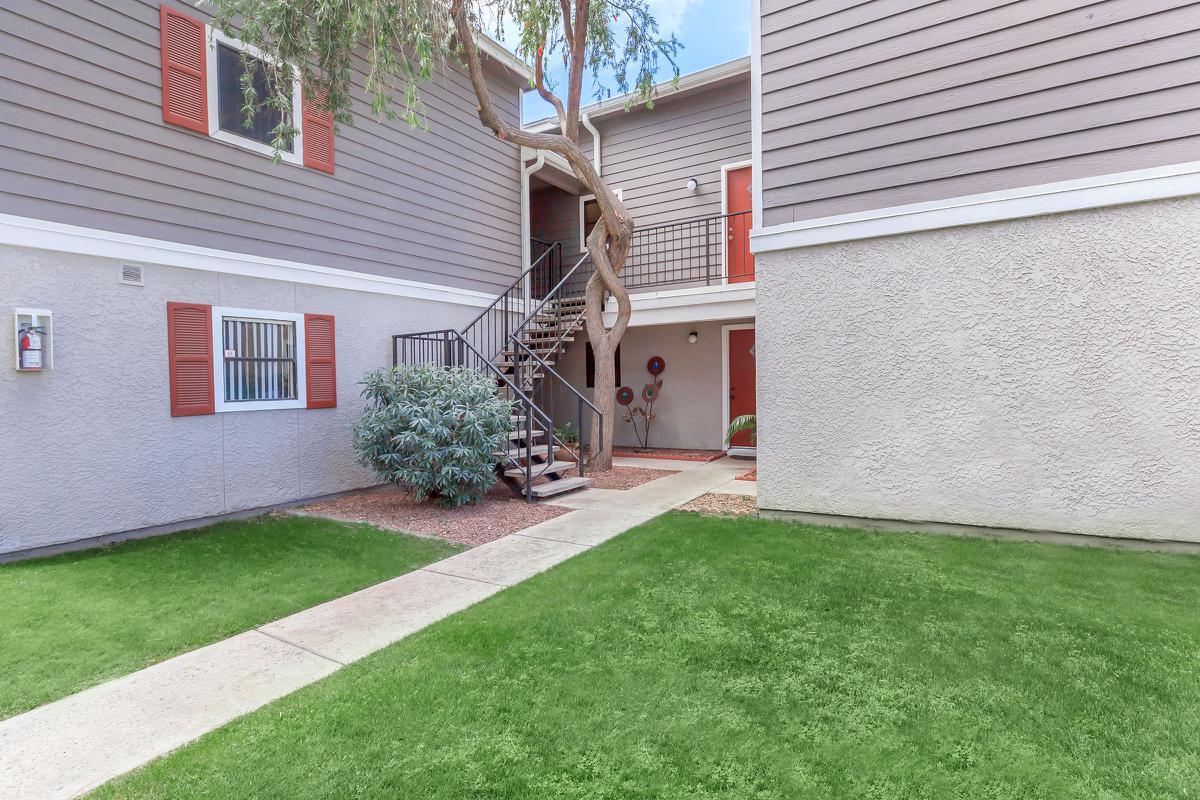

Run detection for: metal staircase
[[392, 244, 599, 501]]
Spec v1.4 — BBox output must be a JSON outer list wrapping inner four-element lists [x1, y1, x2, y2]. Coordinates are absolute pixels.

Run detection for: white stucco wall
[[553, 319, 748, 451], [756, 197, 1200, 542], [0, 246, 479, 554]]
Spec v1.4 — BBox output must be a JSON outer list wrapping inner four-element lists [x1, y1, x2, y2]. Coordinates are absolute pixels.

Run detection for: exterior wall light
[[687, 331, 698, 344], [685, 178, 698, 191]]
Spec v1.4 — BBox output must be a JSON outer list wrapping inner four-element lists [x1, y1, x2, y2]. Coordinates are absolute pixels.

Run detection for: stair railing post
[[525, 384, 534, 501], [577, 396, 585, 477], [706, 217, 714, 286]]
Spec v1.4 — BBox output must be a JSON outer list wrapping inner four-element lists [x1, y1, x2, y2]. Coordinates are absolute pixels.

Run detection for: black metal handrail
[[391, 327, 600, 497], [452, 242, 562, 365], [557, 209, 753, 296], [510, 339, 602, 479]]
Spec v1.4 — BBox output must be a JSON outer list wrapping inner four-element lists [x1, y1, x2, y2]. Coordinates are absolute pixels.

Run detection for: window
[[211, 307, 306, 412], [579, 189, 623, 251], [205, 29, 304, 164], [215, 43, 290, 151], [585, 342, 621, 388]]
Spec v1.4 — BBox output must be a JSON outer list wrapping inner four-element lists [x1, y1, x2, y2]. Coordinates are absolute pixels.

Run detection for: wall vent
[[119, 264, 145, 286]]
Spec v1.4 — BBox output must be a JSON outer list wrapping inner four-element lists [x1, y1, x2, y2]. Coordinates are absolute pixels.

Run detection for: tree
[[207, 0, 680, 470]]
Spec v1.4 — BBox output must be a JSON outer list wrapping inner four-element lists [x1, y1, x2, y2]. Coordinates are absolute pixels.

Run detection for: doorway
[[723, 164, 754, 284], [722, 323, 756, 455]]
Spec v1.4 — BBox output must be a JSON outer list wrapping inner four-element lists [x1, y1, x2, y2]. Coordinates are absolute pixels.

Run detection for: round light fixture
[[687, 331, 698, 344], [685, 178, 698, 191]]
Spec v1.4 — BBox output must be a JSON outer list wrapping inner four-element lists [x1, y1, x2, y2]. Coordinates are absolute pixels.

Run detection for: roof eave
[[521, 55, 750, 133]]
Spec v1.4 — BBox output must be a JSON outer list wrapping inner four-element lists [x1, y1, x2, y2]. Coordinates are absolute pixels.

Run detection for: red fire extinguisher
[[18, 324, 44, 370]]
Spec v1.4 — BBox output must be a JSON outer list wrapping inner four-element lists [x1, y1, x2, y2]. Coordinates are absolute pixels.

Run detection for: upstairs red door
[[725, 166, 754, 283], [728, 327, 756, 448]]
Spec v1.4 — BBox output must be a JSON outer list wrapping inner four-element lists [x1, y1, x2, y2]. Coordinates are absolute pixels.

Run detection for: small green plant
[[554, 421, 580, 445], [725, 414, 757, 446], [353, 365, 514, 508]]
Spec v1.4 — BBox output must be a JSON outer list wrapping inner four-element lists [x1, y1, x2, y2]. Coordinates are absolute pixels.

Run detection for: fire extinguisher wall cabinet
[[14, 309, 52, 372]]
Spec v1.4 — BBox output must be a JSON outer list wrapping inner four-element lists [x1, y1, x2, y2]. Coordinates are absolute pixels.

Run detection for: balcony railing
[[537, 209, 753, 298]]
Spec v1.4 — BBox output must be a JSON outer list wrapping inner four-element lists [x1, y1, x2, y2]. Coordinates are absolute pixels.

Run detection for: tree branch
[[534, 32, 567, 133], [558, 0, 574, 42]]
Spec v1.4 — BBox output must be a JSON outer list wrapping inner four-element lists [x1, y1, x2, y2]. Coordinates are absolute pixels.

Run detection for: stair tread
[[496, 360, 555, 368], [529, 476, 592, 498], [506, 429, 545, 439], [503, 460, 578, 478], [492, 443, 552, 458]]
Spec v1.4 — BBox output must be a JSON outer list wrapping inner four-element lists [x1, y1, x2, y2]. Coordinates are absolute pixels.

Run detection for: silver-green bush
[[353, 365, 513, 507]]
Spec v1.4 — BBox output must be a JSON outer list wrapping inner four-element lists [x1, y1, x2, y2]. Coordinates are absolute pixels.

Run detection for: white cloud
[[647, 0, 702, 35]]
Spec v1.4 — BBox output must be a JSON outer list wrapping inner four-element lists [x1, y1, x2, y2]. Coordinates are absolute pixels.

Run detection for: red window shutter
[[305, 314, 337, 409], [159, 4, 208, 133], [167, 302, 215, 416], [302, 86, 335, 174]]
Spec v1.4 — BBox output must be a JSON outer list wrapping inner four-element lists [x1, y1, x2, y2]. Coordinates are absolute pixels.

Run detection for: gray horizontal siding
[[760, 0, 1200, 225], [529, 77, 750, 260], [600, 80, 752, 228], [0, 0, 526, 293]]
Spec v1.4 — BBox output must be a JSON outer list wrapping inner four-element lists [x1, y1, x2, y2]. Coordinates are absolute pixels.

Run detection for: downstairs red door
[[728, 327, 756, 448]]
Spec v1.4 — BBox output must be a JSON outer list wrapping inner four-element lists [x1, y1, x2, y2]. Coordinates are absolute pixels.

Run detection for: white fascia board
[[524, 56, 751, 133], [751, 161, 1200, 253], [476, 33, 534, 82], [0, 214, 497, 308], [602, 283, 756, 327]]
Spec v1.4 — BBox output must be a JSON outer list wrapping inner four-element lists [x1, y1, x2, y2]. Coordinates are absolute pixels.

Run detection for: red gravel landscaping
[[585, 465, 678, 489], [613, 447, 726, 462], [528, 465, 678, 489], [299, 487, 572, 547]]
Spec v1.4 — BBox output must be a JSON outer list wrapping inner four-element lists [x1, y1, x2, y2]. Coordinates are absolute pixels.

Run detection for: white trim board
[[604, 283, 756, 328], [750, 161, 1200, 253], [0, 214, 497, 308]]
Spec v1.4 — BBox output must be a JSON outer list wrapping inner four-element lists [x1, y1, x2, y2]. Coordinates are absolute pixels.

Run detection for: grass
[[0, 514, 461, 719], [93, 512, 1200, 799]]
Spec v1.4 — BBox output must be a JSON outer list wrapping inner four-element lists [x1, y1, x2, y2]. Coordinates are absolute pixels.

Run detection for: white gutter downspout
[[580, 111, 602, 177], [520, 149, 547, 300]]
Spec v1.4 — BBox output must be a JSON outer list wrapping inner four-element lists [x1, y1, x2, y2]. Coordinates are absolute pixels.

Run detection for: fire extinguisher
[[18, 324, 44, 370]]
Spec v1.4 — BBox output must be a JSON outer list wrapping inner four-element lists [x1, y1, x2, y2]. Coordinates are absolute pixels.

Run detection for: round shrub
[[353, 364, 514, 507]]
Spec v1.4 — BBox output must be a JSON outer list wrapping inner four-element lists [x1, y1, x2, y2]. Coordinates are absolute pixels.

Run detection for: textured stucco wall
[[756, 197, 1200, 542], [552, 319, 748, 450], [0, 246, 478, 554]]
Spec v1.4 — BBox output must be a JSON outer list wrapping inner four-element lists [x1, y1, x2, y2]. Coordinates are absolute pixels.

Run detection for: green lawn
[[1, 514, 461, 719], [93, 513, 1200, 799]]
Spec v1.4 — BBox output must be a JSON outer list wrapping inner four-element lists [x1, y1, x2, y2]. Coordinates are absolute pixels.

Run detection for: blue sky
[[519, 0, 750, 124]]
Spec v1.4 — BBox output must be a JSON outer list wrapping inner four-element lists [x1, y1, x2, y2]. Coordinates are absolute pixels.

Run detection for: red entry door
[[725, 166, 754, 283], [728, 327, 756, 448]]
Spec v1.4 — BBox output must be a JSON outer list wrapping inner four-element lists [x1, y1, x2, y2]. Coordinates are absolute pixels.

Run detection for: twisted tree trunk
[[450, 0, 633, 470]]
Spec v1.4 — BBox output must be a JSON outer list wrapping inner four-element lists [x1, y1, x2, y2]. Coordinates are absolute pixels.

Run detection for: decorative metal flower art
[[620, 358, 665, 449]]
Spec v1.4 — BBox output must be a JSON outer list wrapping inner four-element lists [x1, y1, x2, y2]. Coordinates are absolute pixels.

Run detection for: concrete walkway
[[0, 457, 748, 800]]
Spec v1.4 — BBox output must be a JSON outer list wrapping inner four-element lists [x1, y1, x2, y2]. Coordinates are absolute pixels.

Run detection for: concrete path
[[0, 457, 747, 800]]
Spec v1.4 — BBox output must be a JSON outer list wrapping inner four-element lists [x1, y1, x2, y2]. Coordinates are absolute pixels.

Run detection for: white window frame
[[206, 28, 304, 165], [578, 188, 623, 252], [211, 306, 307, 413]]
